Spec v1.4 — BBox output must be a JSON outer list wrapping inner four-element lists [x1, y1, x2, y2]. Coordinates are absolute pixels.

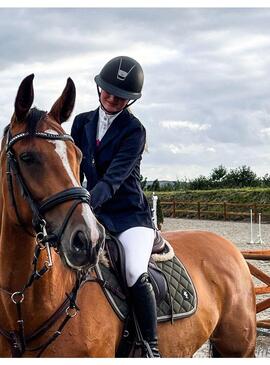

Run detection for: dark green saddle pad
[[95, 253, 197, 323]]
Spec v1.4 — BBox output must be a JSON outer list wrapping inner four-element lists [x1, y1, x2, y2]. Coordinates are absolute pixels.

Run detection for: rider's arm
[[90, 124, 145, 210]]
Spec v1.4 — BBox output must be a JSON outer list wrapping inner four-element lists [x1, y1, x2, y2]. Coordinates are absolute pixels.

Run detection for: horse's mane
[[22, 107, 47, 135], [1, 108, 47, 152], [2, 107, 47, 138]]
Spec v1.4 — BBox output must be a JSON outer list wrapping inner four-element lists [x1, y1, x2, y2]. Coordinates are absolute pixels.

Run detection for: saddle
[[95, 231, 197, 357], [103, 230, 168, 305]]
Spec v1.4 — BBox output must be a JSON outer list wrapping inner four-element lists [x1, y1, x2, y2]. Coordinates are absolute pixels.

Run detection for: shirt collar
[[98, 106, 122, 124]]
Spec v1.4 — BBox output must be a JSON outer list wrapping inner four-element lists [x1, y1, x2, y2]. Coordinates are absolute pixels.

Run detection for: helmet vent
[[117, 58, 135, 81]]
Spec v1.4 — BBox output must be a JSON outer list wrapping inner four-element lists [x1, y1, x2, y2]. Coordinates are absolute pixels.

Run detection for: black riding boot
[[130, 273, 160, 358]]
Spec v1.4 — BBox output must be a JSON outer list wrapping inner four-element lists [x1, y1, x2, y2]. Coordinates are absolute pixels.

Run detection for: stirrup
[[141, 339, 161, 358], [148, 340, 161, 358]]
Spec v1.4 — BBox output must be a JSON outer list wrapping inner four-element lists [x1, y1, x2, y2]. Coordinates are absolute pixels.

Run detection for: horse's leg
[[161, 231, 257, 358], [157, 234, 222, 357], [158, 313, 218, 357], [210, 304, 256, 357], [157, 267, 221, 357], [209, 272, 257, 357]]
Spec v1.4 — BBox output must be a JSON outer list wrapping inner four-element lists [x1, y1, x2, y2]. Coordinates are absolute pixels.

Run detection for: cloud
[[160, 120, 211, 132], [1, 8, 270, 180]]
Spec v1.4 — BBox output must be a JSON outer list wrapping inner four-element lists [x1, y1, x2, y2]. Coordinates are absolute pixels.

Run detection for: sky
[[2, 7, 270, 181]]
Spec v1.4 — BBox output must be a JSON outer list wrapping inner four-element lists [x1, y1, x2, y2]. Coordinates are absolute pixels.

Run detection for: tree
[[261, 173, 270, 187], [151, 179, 160, 192], [140, 174, 148, 190], [173, 179, 188, 190], [223, 165, 258, 188], [188, 175, 211, 190], [210, 165, 227, 182]]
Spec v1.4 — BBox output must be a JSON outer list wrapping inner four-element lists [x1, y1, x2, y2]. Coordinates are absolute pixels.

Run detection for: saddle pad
[[156, 256, 197, 321], [95, 255, 197, 323]]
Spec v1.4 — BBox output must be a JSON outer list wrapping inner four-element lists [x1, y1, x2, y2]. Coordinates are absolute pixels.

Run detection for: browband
[[6, 131, 74, 151]]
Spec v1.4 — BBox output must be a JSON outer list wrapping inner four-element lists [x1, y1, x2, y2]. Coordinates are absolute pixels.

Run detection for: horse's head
[[2, 74, 105, 271]]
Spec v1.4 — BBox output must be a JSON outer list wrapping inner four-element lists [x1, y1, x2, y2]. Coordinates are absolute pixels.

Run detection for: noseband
[[6, 128, 91, 243]]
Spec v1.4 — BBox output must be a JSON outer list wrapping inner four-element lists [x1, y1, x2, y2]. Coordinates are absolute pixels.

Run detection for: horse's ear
[[49, 78, 76, 124], [14, 74, 34, 122]]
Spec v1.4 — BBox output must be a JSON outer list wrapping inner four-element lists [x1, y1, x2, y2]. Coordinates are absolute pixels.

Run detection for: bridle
[[5, 128, 91, 240], [0, 122, 96, 357]]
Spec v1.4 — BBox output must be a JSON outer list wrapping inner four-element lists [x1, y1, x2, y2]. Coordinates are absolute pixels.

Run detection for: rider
[[71, 56, 160, 357]]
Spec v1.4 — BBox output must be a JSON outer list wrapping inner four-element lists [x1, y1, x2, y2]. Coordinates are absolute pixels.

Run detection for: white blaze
[[46, 129, 78, 187], [45, 129, 99, 244], [81, 204, 100, 245]]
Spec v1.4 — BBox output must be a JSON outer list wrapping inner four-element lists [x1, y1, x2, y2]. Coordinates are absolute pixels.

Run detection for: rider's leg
[[117, 227, 160, 357]]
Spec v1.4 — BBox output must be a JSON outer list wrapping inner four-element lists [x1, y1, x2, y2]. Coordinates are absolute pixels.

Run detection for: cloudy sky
[[1, 7, 270, 181]]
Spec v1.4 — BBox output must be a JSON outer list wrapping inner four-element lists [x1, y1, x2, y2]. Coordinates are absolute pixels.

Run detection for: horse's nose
[[70, 230, 98, 268], [72, 230, 88, 254]]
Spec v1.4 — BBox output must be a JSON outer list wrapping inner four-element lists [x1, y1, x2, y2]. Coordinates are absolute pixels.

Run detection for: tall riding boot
[[130, 273, 160, 358]]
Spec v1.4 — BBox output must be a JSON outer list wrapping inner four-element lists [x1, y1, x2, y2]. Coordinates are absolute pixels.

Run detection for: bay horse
[[0, 75, 256, 357]]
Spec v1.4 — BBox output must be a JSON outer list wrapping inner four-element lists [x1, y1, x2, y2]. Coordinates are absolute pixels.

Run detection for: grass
[[145, 188, 270, 222]]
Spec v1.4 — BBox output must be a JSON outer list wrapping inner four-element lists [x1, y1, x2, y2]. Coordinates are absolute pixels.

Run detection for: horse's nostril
[[72, 230, 88, 252]]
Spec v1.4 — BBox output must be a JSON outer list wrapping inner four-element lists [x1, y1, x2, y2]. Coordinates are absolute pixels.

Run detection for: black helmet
[[94, 56, 144, 100]]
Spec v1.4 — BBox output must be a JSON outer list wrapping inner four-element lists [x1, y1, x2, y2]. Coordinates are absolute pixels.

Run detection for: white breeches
[[116, 227, 155, 287]]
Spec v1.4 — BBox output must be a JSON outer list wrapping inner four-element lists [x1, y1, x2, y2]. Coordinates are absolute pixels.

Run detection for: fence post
[[198, 201, 201, 219], [254, 203, 257, 223], [173, 200, 176, 218], [224, 202, 227, 221]]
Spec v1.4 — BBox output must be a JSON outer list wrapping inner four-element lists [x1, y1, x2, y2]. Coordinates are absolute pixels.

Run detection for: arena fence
[[241, 250, 270, 330], [160, 201, 270, 222]]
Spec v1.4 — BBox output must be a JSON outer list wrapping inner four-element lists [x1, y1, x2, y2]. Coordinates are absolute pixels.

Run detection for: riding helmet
[[94, 56, 144, 100]]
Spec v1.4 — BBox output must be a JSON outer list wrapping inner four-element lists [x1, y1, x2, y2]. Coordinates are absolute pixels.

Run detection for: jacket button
[[92, 158, 95, 166]]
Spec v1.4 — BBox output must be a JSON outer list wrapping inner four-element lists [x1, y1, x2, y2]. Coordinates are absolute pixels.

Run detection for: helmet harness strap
[[96, 85, 137, 115]]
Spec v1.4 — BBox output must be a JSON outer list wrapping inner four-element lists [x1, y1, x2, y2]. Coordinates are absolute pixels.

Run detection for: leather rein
[[0, 125, 92, 357]]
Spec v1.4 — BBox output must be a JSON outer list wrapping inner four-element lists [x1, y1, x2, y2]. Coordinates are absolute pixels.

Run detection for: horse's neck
[[0, 216, 74, 329]]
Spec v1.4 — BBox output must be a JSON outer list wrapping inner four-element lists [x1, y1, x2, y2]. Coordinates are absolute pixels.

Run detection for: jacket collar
[[84, 108, 129, 153], [84, 109, 99, 155], [98, 108, 128, 151]]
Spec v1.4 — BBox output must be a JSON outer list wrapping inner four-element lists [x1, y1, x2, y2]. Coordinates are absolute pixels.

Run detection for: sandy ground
[[162, 218, 270, 358]]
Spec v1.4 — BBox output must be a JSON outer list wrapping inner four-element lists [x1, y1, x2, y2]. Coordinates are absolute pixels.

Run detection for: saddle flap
[[104, 233, 167, 304], [148, 260, 168, 305], [105, 235, 128, 290]]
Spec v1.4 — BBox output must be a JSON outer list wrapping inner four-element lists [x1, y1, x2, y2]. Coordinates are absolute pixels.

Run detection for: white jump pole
[[250, 209, 254, 244], [152, 192, 158, 229], [256, 213, 264, 245]]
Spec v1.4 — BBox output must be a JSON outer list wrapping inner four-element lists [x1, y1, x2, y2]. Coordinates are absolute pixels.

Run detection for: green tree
[[151, 179, 160, 191], [173, 179, 188, 190], [140, 174, 148, 190], [261, 173, 270, 187], [223, 165, 258, 188], [210, 165, 227, 182], [188, 175, 211, 190]]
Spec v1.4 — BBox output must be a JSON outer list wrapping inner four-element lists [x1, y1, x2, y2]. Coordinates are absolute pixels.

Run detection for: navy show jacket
[[71, 108, 154, 233]]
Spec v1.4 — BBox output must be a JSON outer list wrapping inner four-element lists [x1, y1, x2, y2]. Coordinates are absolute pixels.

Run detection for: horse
[[0, 75, 257, 357]]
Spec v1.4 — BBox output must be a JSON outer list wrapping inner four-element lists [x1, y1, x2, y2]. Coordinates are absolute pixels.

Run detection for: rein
[[0, 267, 83, 358], [0, 125, 93, 357]]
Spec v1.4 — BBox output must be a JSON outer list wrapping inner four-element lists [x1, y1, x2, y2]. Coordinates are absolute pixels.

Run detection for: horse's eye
[[19, 152, 36, 164]]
